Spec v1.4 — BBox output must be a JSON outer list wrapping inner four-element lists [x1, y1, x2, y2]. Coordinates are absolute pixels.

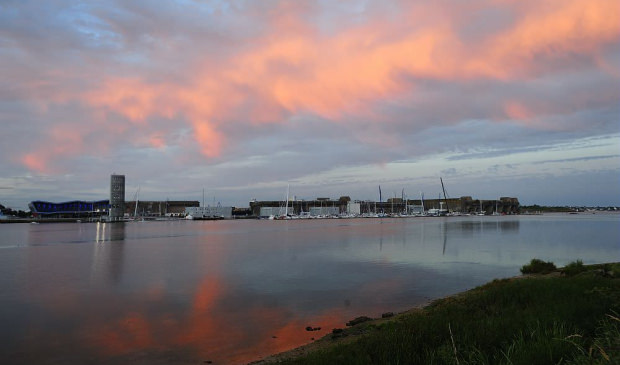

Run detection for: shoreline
[[247, 304, 430, 365], [248, 283, 489, 365], [248, 265, 618, 364], [3, 211, 614, 224]]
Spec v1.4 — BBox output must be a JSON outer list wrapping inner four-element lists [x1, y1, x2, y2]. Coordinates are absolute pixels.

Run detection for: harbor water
[[1, 213, 619, 364]]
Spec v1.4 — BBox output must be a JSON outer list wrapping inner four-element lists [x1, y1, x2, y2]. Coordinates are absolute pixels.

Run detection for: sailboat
[[440, 177, 449, 216], [400, 189, 409, 217], [477, 200, 485, 216], [275, 184, 292, 220], [492, 200, 501, 216], [134, 187, 139, 218], [377, 185, 387, 218], [131, 187, 144, 221]]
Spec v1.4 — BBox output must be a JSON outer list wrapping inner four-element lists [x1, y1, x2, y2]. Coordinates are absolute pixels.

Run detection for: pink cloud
[[13, 0, 620, 173], [21, 153, 50, 174], [472, 0, 620, 78]]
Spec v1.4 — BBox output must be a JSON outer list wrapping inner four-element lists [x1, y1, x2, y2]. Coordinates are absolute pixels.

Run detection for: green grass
[[603, 263, 620, 277], [280, 263, 620, 365], [565, 312, 620, 365]]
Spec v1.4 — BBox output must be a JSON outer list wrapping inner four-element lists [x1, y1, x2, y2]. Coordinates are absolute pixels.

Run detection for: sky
[[1, 0, 619, 210]]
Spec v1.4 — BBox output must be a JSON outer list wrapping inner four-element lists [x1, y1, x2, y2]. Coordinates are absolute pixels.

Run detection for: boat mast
[[420, 191, 425, 215], [285, 184, 289, 217], [440, 177, 450, 213], [134, 187, 140, 218]]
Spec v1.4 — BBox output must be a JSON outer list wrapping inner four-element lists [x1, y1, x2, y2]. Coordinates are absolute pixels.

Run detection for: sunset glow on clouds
[[1, 0, 619, 207]]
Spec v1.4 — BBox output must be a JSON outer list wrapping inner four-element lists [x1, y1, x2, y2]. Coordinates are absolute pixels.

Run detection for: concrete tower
[[109, 174, 125, 221]]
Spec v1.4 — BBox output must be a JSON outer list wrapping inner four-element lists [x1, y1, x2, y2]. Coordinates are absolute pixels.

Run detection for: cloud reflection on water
[[1, 216, 618, 364]]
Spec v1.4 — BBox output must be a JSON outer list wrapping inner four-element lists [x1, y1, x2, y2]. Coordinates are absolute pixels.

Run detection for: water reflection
[[387, 217, 521, 257], [447, 219, 520, 237], [441, 218, 520, 255], [94, 221, 126, 243], [443, 220, 447, 255], [91, 222, 125, 285], [0, 216, 618, 365]]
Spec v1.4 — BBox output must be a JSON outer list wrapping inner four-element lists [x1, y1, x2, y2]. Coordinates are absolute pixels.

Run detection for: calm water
[[1, 214, 619, 364]]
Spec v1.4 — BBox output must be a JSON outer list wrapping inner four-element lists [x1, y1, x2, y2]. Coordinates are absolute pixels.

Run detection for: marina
[[1, 1, 618, 363], [10, 174, 523, 222]]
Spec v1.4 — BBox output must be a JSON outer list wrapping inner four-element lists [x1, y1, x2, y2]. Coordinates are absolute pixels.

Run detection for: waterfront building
[[29, 200, 110, 219], [250, 196, 520, 216], [309, 206, 339, 216], [109, 174, 125, 222], [185, 205, 233, 219], [408, 205, 425, 215], [250, 196, 352, 217], [258, 206, 286, 218], [126, 200, 199, 217], [347, 202, 361, 215]]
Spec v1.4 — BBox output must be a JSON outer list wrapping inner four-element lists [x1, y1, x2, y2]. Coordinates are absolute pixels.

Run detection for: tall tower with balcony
[[109, 174, 125, 221]]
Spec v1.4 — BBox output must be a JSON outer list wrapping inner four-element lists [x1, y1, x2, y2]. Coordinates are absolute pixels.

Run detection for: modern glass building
[[29, 200, 110, 218], [109, 174, 125, 221]]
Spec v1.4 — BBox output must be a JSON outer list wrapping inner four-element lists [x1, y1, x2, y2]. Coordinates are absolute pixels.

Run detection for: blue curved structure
[[29, 200, 110, 217]]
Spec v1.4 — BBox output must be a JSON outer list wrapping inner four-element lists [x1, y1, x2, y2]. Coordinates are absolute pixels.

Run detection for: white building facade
[[185, 206, 233, 218]]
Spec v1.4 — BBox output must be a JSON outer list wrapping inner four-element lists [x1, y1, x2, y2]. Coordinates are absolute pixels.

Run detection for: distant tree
[[0, 203, 32, 218], [16, 210, 31, 218], [520, 205, 574, 213]]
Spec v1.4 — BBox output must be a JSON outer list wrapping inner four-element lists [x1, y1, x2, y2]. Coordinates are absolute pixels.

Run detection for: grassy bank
[[271, 262, 620, 365]]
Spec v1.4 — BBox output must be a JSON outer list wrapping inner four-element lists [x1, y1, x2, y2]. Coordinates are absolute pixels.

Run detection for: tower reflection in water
[[91, 222, 126, 285]]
